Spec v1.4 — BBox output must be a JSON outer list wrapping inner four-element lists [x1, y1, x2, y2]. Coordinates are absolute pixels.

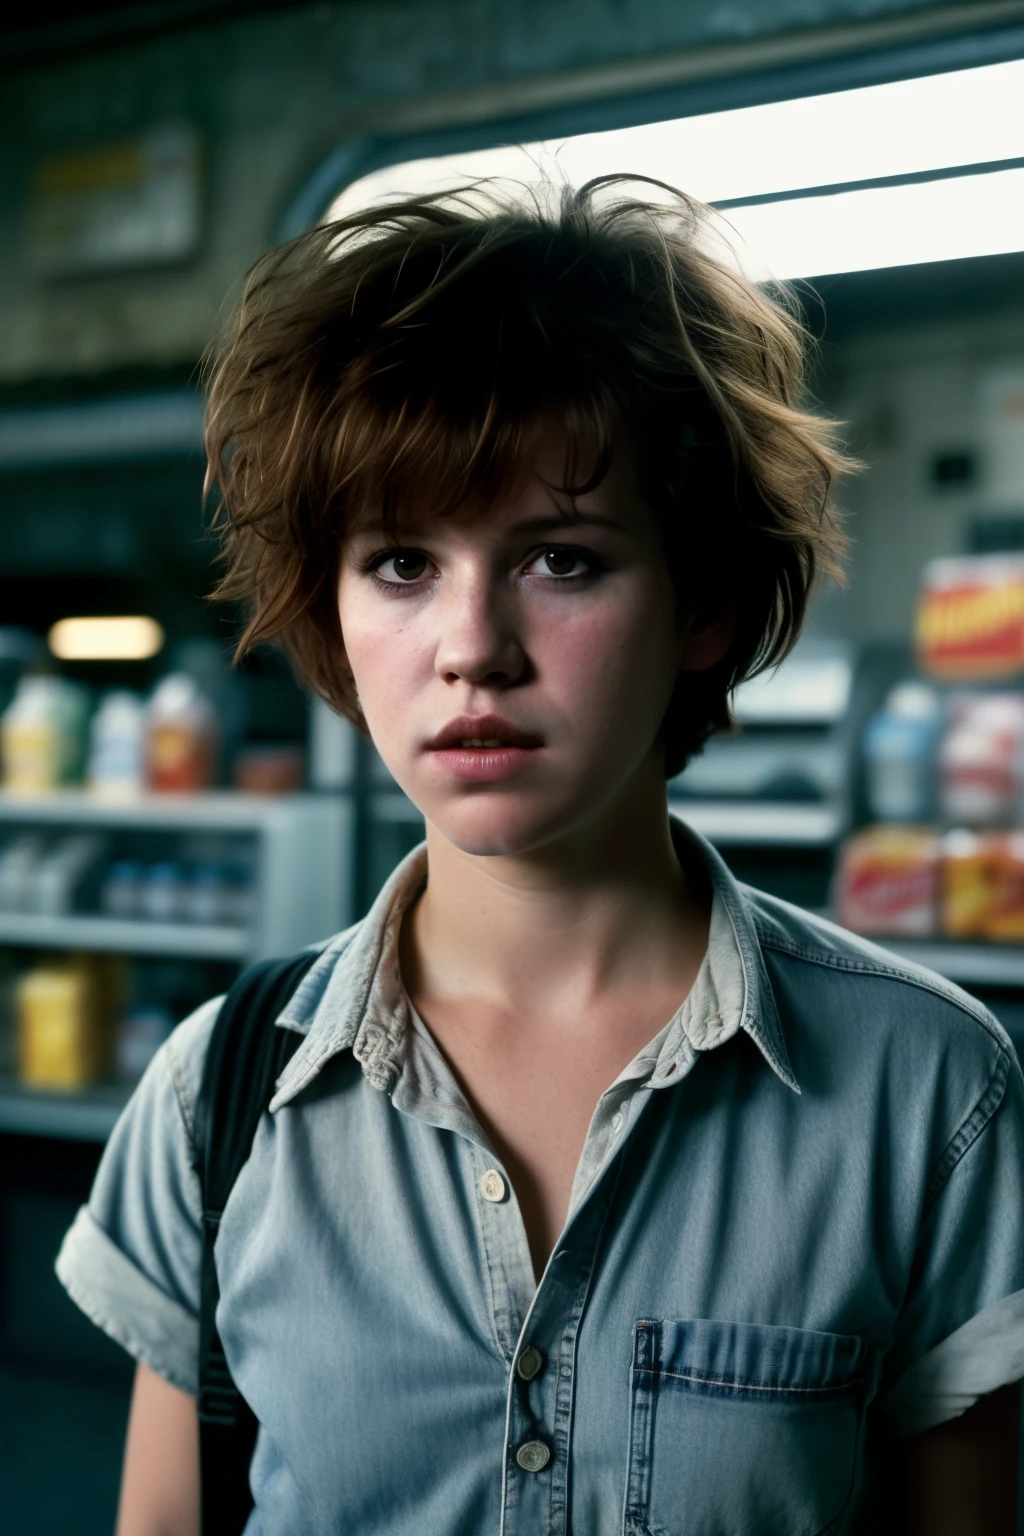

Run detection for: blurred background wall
[[0, 0, 1013, 381]]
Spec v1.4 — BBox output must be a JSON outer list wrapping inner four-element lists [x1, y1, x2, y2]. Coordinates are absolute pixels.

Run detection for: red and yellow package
[[984, 833, 1024, 943], [916, 555, 1024, 681], [940, 830, 1000, 938], [836, 827, 939, 938]]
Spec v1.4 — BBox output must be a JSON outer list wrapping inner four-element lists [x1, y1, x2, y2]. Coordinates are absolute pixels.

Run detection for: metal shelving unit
[[669, 801, 843, 847], [0, 789, 354, 1142], [0, 1076, 130, 1142], [0, 788, 353, 962], [0, 912, 249, 959], [0, 787, 331, 832]]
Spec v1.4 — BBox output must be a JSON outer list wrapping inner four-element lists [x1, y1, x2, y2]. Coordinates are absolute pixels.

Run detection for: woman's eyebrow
[[508, 511, 625, 538]]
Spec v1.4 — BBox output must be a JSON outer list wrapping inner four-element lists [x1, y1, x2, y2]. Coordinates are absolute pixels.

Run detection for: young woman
[[59, 180, 1024, 1534]]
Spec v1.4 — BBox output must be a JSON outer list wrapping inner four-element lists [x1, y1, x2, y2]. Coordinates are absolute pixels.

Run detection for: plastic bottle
[[1, 675, 89, 791], [0, 835, 46, 910], [88, 691, 146, 796], [184, 864, 230, 925], [101, 860, 143, 920], [30, 834, 105, 916], [863, 682, 941, 823], [140, 862, 187, 922], [145, 674, 217, 793]]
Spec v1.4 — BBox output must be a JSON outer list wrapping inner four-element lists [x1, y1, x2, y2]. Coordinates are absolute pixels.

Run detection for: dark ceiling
[[0, 0, 295, 65]]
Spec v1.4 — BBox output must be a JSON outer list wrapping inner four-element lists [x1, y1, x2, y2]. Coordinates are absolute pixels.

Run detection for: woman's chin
[[425, 799, 575, 860]]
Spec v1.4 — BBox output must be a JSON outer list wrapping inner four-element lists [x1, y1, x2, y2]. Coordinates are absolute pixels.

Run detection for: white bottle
[[1, 675, 88, 791], [863, 682, 941, 823], [88, 691, 146, 796]]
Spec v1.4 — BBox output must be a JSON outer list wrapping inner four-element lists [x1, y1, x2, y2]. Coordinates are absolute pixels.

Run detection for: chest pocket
[[624, 1318, 866, 1536]]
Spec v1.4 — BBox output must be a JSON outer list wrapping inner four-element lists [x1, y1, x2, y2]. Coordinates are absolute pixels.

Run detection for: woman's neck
[[403, 793, 711, 1021]]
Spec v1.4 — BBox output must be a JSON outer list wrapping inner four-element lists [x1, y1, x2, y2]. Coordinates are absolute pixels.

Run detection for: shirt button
[[479, 1168, 507, 1203], [516, 1345, 544, 1381], [515, 1440, 551, 1473]]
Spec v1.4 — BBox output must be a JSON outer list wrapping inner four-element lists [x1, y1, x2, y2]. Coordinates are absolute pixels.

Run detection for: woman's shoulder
[[162, 921, 370, 1140], [162, 994, 226, 1147], [745, 883, 1015, 1076]]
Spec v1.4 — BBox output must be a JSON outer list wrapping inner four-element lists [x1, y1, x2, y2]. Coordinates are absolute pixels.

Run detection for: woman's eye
[[374, 551, 430, 583], [528, 547, 594, 579]]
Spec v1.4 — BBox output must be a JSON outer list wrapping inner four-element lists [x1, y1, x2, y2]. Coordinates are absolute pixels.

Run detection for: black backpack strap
[[192, 949, 320, 1536]]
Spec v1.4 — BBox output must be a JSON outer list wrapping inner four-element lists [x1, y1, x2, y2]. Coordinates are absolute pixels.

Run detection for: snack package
[[835, 827, 939, 938], [917, 554, 1024, 681], [16, 953, 123, 1091], [940, 830, 999, 939], [984, 832, 1024, 943], [18, 960, 102, 1090], [939, 693, 1024, 827]]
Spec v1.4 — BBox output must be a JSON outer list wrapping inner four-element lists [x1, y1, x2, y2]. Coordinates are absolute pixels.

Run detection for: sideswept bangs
[[205, 177, 852, 775]]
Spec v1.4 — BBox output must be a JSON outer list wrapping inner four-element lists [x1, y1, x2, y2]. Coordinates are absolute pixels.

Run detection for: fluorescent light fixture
[[48, 616, 165, 662], [723, 165, 1024, 280], [328, 57, 1024, 278]]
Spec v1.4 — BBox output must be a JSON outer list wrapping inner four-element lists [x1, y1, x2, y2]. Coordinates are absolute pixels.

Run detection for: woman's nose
[[433, 576, 526, 687]]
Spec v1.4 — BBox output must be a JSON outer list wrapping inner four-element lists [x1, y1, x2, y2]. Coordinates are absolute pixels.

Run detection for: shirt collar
[[269, 813, 798, 1113]]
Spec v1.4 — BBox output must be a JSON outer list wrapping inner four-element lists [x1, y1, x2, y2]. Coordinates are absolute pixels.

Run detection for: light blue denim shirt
[[58, 819, 1024, 1534]]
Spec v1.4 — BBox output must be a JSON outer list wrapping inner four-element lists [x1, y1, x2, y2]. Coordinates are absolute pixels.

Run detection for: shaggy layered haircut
[[206, 176, 850, 777]]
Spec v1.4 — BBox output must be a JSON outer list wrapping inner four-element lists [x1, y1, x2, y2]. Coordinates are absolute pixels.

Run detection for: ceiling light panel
[[330, 57, 1024, 220], [48, 616, 165, 662]]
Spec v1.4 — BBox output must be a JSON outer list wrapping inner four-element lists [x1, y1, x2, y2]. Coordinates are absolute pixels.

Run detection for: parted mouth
[[427, 715, 545, 751]]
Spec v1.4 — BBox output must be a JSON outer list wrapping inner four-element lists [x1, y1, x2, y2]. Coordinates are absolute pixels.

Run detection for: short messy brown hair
[[205, 176, 850, 777]]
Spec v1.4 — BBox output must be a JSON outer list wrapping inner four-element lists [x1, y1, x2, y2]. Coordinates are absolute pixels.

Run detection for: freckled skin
[[337, 428, 688, 862]]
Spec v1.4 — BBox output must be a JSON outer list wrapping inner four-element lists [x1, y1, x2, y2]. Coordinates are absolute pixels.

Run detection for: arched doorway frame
[[277, 11, 1024, 239]]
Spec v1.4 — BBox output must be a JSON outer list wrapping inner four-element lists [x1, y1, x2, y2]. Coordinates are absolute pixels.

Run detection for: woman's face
[[337, 426, 723, 858]]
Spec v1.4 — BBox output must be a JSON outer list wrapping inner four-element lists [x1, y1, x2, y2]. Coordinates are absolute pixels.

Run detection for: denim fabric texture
[[56, 818, 1024, 1535]]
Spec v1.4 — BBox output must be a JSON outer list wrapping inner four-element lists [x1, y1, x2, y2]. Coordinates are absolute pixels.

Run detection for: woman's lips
[[428, 742, 543, 783]]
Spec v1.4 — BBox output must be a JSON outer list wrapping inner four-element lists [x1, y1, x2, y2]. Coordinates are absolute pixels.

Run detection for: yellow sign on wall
[[26, 122, 201, 277]]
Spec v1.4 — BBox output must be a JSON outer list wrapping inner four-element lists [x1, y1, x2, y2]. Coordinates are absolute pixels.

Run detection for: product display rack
[[667, 800, 843, 848], [0, 788, 353, 1141], [0, 912, 249, 960], [0, 1077, 129, 1141]]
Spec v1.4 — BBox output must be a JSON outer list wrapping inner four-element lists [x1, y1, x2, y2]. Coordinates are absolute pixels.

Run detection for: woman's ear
[[678, 601, 735, 673]]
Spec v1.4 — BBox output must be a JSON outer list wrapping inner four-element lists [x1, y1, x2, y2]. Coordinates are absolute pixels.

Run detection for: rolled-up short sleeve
[[879, 1044, 1024, 1435], [55, 996, 222, 1395]]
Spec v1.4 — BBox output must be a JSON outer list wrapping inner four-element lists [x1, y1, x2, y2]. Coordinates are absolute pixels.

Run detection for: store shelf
[[0, 788, 328, 831], [669, 801, 843, 847], [0, 1076, 130, 1142], [883, 941, 1024, 990], [0, 791, 352, 962], [0, 391, 203, 468], [0, 911, 249, 959]]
